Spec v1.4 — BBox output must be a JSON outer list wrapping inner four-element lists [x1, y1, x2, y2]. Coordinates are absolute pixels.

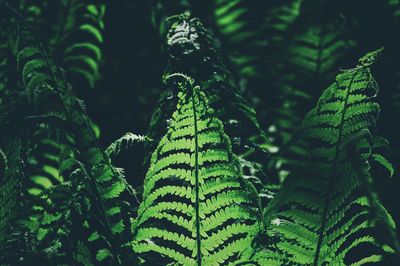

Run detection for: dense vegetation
[[1, 0, 400, 265]]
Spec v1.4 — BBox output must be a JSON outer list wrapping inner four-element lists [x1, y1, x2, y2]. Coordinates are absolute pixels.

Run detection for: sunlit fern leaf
[[257, 49, 398, 265], [132, 75, 261, 265], [60, 2, 105, 89], [146, 15, 271, 201]]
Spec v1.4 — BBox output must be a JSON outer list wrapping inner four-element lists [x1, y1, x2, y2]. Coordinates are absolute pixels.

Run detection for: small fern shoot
[[106, 132, 151, 159]]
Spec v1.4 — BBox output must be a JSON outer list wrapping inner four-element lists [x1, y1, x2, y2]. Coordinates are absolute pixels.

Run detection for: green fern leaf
[[106, 132, 150, 159], [6, 22, 139, 264], [132, 75, 261, 265], [372, 154, 394, 177], [147, 15, 271, 205], [61, 3, 106, 89], [258, 49, 398, 265]]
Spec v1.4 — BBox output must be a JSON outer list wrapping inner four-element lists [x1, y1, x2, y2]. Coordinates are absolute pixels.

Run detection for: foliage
[[132, 75, 260, 265], [0, 0, 399, 265], [258, 48, 399, 265]]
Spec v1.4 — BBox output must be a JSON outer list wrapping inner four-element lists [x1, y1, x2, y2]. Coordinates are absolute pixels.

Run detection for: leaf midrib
[[313, 69, 360, 266], [191, 88, 202, 266]]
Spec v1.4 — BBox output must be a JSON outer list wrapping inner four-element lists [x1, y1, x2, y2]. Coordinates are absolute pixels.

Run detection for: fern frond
[[7, 20, 138, 264], [212, 0, 267, 78], [25, 127, 70, 196], [106, 132, 151, 159], [132, 76, 261, 265], [372, 154, 394, 177], [213, 0, 302, 79], [258, 49, 398, 265], [266, 11, 357, 185], [60, 3, 106, 89], [147, 15, 271, 201]]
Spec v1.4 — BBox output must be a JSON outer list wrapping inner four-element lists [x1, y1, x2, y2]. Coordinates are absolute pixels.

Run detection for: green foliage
[[149, 15, 267, 150], [132, 75, 261, 265], [258, 49, 399, 265], [60, 2, 105, 89], [146, 15, 271, 206], [25, 129, 68, 196], [106, 132, 151, 159], [0, 11, 137, 264], [268, 14, 357, 179], [212, 0, 268, 78], [1, 1, 400, 265]]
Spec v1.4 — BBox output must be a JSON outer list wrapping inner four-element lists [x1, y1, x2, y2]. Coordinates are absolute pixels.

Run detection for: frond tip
[[106, 132, 151, 158]]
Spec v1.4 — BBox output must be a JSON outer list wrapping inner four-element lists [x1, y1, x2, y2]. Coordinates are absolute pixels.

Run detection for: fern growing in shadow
[[0, 9, 138, 264], [256, 48, 399, 265]]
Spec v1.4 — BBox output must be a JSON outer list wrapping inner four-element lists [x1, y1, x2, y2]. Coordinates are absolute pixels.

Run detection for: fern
[[156, 14, 267, 150], [60, 2, 105, 89], [257, 49, 398, 265], [267, 8, 357, 183], [1, 2, 400, 265], [146, 15, 271, 203], [132, 75, 261, 265], [25, 128, 69, 196], [212, 0, 302, 80], [0, 100, 37, 263], [106, 132, 151, 159], [0, 15, 138, 264], [212, 0, 267, 78]]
